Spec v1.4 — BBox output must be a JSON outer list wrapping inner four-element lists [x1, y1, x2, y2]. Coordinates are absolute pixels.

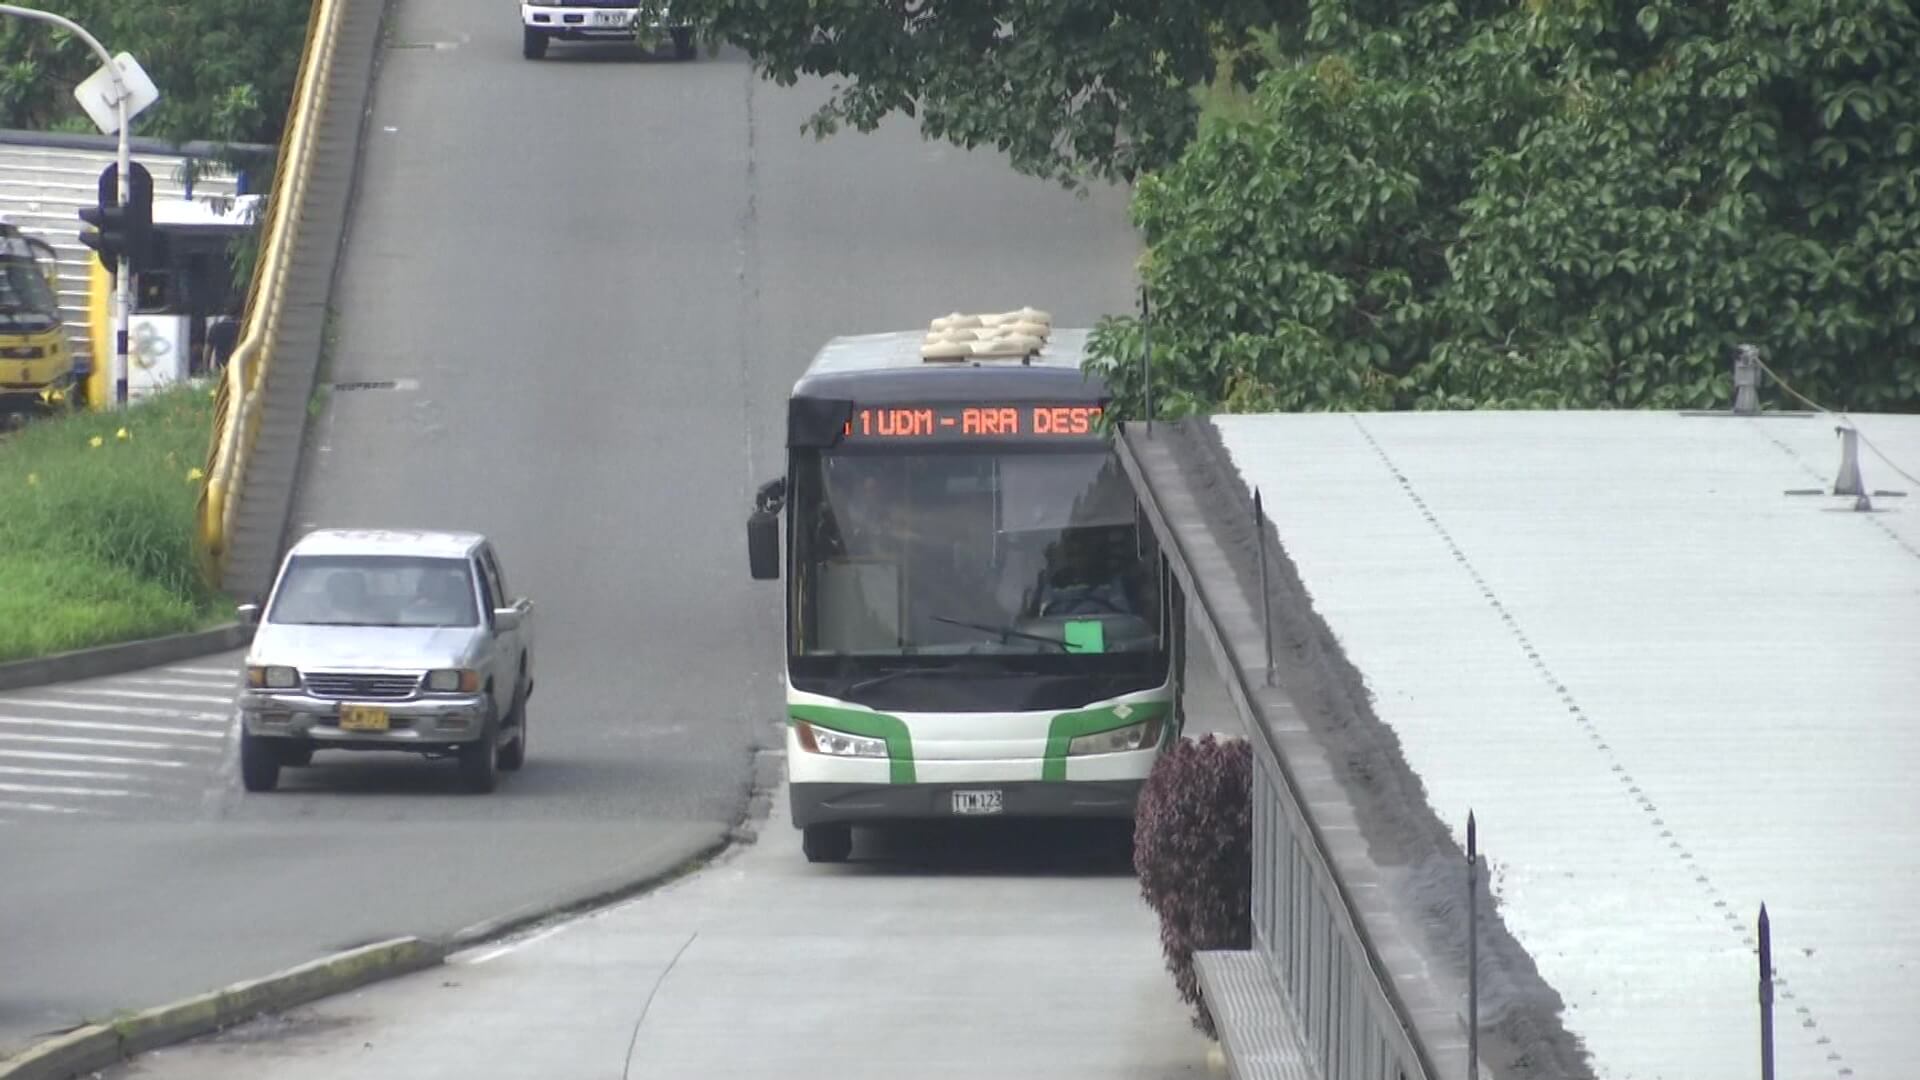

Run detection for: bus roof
[[792, 327, 1105, 404]]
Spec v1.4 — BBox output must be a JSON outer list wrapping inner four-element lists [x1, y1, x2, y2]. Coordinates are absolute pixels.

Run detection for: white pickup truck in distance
[[519, 2, 696, 60]]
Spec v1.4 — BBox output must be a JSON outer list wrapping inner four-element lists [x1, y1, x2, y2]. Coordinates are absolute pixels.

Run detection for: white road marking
[[62, 688, 234, 706], [455, 923, 572, 966], [165, 666, 239, 678], [0, 748, 191, 769], [0, 764, 151, 782], [0, 799, 96, 816], [0, 697, 230, 723], [0, 781, 138, 798], [0, 732, 220, 754], [113, 677, 238, 692], [0, 716, 228, 740]]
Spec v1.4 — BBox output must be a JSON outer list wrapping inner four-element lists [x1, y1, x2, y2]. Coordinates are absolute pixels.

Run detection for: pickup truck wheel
[[497, 686, 527, 772], [802, 823, 852, 863], [240, 731, 282, 792], [522, 28, 549, 59], [459, 712, 500, 793], [671, 27, 695, 60]]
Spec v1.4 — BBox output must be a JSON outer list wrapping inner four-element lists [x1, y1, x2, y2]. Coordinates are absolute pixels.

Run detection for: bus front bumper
[[791, 779, 1143, 828]]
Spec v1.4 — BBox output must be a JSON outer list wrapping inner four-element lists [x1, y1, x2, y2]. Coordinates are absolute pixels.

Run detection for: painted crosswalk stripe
[[0, 781, 138, 798], [0, 748, 191, 769], [0, 731, 220, 754], [0, 697, 230, 724], [63, 688, 233, 706], [0, 716, 228, 740], [0, 764, 154, 783], [113, 677, 237, 692], [0, 799, 96, 816]]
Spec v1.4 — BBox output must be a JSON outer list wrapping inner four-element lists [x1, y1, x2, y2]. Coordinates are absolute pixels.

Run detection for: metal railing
[[196, 0, 343, 586], [1118, 425, 1443, 1080]]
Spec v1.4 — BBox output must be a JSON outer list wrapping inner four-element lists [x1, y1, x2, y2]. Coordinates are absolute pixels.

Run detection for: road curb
[[0, 938, 441, 1080], [0, 756, 768, 1077], [448, 829, 734, 949], [0, 624, 250, 692], [0, 837, 736, 1079]]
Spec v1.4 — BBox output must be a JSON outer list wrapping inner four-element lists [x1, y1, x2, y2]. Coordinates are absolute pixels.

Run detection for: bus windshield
[[0, 247, 60, 333], [792, 448, 1162, 659]]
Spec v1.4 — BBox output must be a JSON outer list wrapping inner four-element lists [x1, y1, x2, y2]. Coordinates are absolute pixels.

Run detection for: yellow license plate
[[339, 705, 390, 732]]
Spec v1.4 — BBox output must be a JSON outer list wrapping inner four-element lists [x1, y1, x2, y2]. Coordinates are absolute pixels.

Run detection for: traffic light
[[77, 161, 153, 272]]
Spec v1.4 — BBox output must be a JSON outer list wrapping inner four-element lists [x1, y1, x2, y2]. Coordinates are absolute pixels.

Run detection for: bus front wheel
[[802, 823, 852, 863]]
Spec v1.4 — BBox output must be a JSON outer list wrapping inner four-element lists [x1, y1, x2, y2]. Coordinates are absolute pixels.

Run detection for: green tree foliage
[[0, 1, 309, 152], [1088, 0, 1920, 415], [669, 0, 1299, 187]]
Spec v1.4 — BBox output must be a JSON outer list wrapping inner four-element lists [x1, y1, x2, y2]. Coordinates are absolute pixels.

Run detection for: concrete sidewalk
[[115, 784, 1213, 1080]]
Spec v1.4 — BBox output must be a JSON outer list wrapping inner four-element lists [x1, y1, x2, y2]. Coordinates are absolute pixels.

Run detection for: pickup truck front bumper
[[519, 4, 686, 36], [240, 689, 491, 750]]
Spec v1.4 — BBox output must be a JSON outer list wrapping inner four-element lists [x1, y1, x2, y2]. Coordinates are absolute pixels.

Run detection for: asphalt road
[[0, 0, 1137, 1056], [110, 792, 1211, 1080]]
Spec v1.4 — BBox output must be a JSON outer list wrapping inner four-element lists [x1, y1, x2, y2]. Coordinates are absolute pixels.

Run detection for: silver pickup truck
[[236, 529, 535, 794]]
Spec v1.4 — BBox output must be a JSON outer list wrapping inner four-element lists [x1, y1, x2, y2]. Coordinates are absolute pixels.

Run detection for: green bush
[[0, 386, 223, 662]]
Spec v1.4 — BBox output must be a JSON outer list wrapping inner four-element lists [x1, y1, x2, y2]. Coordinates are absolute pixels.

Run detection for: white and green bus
[[746, 310, 1183, 862]]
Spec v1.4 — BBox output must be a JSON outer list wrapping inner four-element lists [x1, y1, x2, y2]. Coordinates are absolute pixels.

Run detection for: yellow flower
[[116, 427, 130, 441], [89, 435, 103, 448], [26, 473, 38, 486], [186, 467, 204, 482]]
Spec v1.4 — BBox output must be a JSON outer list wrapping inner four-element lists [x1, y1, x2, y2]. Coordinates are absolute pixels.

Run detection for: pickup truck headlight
[[246, 665, 299, 689], [795, 721, 888, 759], [1066, 718, 1162, 757], [426, 668, 481, 693]]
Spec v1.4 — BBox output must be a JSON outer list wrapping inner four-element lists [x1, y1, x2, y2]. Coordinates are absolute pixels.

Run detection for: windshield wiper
[[930, 615, 1067, 652], [845, 667, 923, 696]]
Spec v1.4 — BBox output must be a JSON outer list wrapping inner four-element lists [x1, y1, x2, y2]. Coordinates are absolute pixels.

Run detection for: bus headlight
[[1067, 718, 1162, 757], [796, 722, 888, 759]]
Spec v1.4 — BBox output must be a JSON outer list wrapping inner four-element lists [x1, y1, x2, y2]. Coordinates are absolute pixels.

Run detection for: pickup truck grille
[[302, 672, 421, 700]]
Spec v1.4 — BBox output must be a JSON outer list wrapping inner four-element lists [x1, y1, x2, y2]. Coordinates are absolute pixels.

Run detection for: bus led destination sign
[[841, 403, 1106, 442]]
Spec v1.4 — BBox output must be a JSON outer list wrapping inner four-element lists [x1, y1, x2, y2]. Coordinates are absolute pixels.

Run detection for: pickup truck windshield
[[269, 555, 480, 628]]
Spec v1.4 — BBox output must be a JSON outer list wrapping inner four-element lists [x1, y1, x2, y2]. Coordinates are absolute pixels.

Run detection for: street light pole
[[0, 4, 133, 407]]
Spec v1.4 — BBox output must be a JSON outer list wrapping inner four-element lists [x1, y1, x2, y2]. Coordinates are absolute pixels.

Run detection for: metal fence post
[[1732, 345, 1761, 414], [1254, 488, 1274, 686], [1468, 811, 1479, 1079], [1758, 905, 1775, 1080], [1140, 283, 1154, 436], [1832, 426, 1867, 499]]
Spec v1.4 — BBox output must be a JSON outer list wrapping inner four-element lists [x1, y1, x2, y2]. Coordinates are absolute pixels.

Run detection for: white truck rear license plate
[[951, 790, 1003, 816]]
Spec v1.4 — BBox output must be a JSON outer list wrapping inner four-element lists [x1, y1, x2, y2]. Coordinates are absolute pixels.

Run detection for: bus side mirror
[[747, 510, 781, 580]]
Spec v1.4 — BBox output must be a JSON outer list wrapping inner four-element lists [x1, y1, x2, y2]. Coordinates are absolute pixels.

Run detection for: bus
[[746, 309, 1183, 862], [0, 220, 75, 416]]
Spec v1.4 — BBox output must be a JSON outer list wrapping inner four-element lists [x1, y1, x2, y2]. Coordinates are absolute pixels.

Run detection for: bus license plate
[[951, 790, 1003, 816]]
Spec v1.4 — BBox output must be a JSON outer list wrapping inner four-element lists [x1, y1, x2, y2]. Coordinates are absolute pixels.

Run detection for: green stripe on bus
[[1041, 701, 1172, 782], [789, 704, 916, 784]]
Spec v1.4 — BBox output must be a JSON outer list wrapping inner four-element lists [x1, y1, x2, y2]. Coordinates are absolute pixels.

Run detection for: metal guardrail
[[1116, 423, 1445, 1080], [196, 0, 343, 585]]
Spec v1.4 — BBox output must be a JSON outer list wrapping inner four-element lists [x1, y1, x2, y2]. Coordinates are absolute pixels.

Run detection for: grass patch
[[0, 385, 226, 662]]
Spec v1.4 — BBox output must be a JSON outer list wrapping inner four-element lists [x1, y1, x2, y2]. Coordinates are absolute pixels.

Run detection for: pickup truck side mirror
[[236, 602, 262, 626], [492, 606, 525, 633], [747, 510, 780, 581]]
